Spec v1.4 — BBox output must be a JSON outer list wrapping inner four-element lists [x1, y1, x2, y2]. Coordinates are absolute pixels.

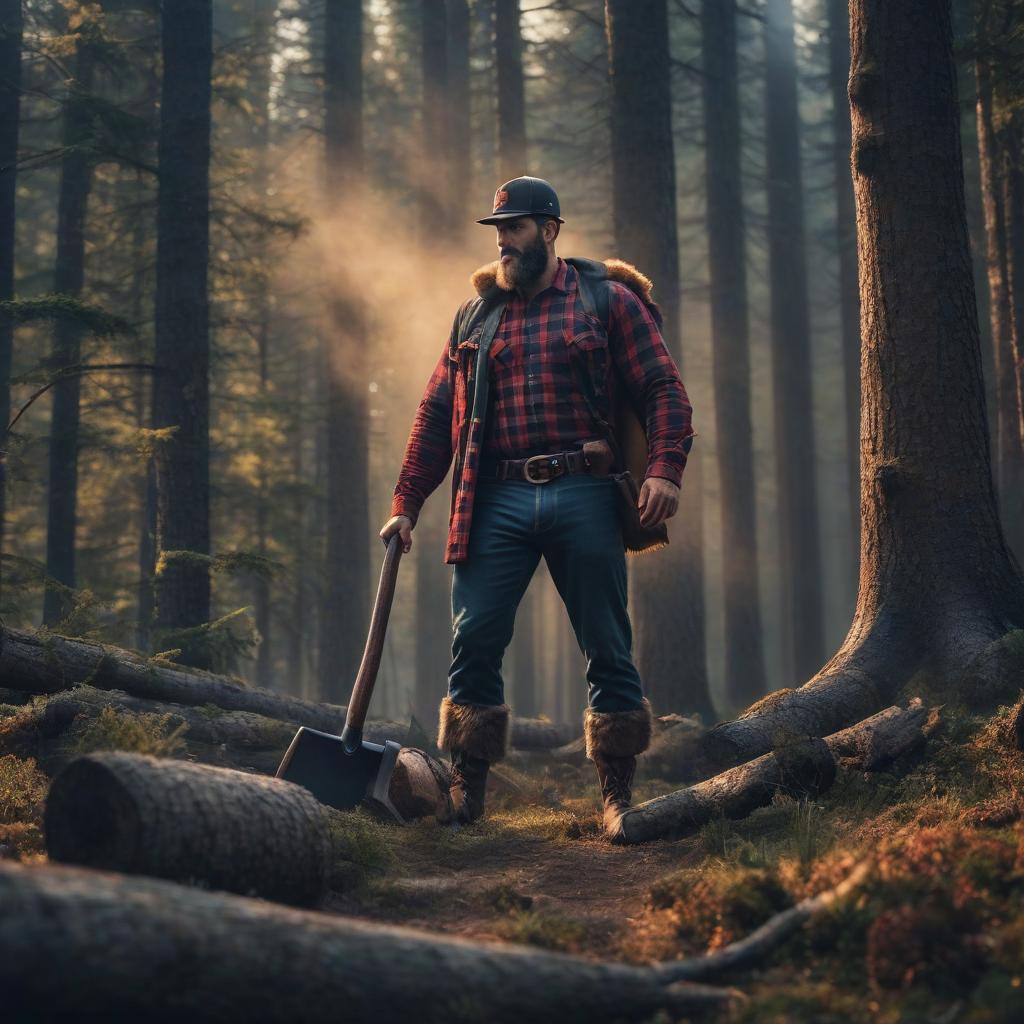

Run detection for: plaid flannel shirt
[[391, 258, 694, 563]]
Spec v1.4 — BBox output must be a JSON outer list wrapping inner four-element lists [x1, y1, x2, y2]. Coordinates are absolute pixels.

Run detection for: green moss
[[496, 908, 589, 952], [69, 705, 188, 758], [325, 808, 397, 891], [480, 882, 533, 914], [0, 754, 47, 824]]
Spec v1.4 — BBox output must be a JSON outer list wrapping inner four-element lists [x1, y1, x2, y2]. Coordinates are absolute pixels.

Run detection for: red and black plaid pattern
[[391, 259, 694, 563]]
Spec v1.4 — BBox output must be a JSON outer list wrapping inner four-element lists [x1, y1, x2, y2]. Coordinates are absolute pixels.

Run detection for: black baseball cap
[[477, 176, 565, 225]]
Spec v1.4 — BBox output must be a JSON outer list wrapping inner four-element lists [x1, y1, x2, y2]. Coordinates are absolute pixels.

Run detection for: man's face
[[495, 218, 549, 291]]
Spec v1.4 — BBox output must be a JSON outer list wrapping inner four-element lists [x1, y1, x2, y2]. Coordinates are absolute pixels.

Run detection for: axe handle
[[341, 533, 403, 752]]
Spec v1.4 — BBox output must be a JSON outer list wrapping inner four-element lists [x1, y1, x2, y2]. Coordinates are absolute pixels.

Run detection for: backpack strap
[[565, 257, 610, 330], [467, 298, 509, 425]]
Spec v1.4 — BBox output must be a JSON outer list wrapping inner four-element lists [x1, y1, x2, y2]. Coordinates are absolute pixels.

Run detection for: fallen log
[[0, 861, 741, 1022], [0, 626, 349, 731], [615, 702, 933, 844], [44, 752, 331, 906], [0, 628, 572, 751], [0, 687, 405, 775]]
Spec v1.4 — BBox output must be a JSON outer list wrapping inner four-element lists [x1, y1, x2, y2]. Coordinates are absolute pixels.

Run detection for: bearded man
[[379, 177, 694, 837]]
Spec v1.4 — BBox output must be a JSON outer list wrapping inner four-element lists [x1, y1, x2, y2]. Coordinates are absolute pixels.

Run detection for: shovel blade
[[276, 727, 403, 821]]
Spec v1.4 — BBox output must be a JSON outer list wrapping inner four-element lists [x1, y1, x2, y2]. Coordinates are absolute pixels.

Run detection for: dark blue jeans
[[448, 472, 645, 713]]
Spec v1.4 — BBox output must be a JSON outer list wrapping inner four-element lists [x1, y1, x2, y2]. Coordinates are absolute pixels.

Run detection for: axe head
[[275, 727, 405, 823]]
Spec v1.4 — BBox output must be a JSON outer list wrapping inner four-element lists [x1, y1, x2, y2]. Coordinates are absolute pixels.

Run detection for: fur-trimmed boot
[[584, 699, 652, 839], [437, 697, 511, 824]]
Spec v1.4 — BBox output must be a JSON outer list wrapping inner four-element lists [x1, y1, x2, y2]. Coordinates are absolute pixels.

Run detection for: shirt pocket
[[488, 336, 515, 377], [563, 312, 610, 401]]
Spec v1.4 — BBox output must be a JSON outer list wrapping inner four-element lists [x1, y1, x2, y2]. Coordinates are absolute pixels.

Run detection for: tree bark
[[45, 752, 330, 906], [151, 0, 213, 666], [43, 42, 96, 625], [695, 0, 1024, 777], [606, 0, 713, 722], [617, 703, 932, 844], [495, 0, 527, 179], [446, 0, 471, 228], [319, 0, 370, 701], [0, 0, 21, 599], [701, 0, 767, 711], [0, 861, 739, 1022], [763, 0, 825, 683], [827, 0, 861, 592]]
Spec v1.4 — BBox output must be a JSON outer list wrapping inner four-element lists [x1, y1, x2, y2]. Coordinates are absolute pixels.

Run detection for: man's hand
[[638, 477, 680, 528], [379, 515, 414, 553]]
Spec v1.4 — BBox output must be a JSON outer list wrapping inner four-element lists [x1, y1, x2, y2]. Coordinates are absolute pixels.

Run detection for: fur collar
[[470, 258, 655, 304]]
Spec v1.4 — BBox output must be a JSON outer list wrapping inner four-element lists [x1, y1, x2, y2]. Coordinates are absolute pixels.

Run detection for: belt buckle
[[524, 454, 560, 484]]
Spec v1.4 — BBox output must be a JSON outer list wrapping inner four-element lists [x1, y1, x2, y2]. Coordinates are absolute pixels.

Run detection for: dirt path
[[327, 784, 700, 959]]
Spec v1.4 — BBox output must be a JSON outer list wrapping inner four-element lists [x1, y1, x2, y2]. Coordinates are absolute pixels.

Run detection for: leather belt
[[479, 447, 593, 484]]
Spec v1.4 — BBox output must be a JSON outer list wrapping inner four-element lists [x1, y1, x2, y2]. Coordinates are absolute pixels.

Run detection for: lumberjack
[[379, 177, 694, 835]]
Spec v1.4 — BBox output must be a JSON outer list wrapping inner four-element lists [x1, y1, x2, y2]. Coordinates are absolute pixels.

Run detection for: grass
[[69, 705, 188, 758]]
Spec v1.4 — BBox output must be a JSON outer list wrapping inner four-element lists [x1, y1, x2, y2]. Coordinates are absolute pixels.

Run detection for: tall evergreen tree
[[701, 0, 766, 709], [151, 0, 213, 666], [605, 0, 713, 720], [706, 0, 1024, 769], [319, 0, 371, 701], [495, 0, 526, 179], [414, 0, 454, 728], [974, 0, 1024, 559], [763, 0, 825, 682], [42, 30, 97, 625], [0, 0, 22, 599]]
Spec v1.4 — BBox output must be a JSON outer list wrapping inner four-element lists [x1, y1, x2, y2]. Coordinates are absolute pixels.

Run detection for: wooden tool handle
[[341, 533, 404, 752]]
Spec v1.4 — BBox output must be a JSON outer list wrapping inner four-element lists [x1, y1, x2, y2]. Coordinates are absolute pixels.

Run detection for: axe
[[276, 534, 406, 822]]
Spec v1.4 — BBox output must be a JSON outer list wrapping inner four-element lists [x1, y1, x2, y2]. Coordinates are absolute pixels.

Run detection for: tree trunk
[[319, 0, 370, 702], [252, 0, 276, 689], [701, 0, 766, 712], [763, 0, 825, 683], [696, 0, 1024, 777], [152, 0, 213, 666], [0, 0, 21, 600], [413, 0, 455, 733], [45, 752, 330, 906], [495, 0, 527, 179], [974, 0, 1024, 559], [43, 43, 96, 626], [446, 0, 471, 228], [0, 861, 738, 1022], [606, 0, 713, 721], [617, 703, 932, 844]]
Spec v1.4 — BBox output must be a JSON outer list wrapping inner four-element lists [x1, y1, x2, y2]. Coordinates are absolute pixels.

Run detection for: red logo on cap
[[494, 189, 509, 211]]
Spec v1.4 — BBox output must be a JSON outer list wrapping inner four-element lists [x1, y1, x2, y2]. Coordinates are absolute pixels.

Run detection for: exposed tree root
[[615, 702, 934, 844], [696, 616, 1024, 777], [654, 862, 871, 982]]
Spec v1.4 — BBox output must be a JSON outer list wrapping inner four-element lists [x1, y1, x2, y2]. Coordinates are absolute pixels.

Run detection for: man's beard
[[496, 231, 549, 291]]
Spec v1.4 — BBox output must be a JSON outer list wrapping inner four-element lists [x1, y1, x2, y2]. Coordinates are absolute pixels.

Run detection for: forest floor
[[4, 696, 1024, 1023]]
